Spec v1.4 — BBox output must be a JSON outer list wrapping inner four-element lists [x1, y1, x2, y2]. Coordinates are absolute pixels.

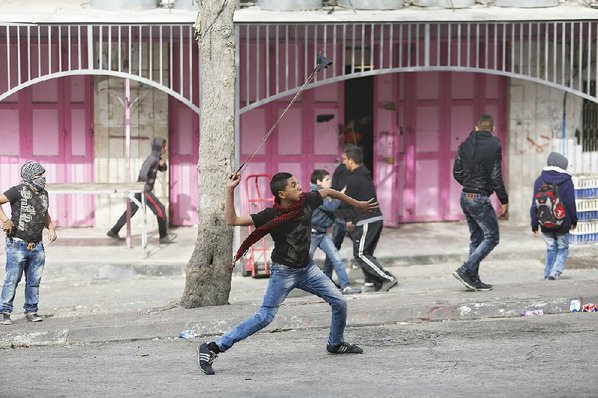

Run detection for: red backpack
[[534, 180, 567, 229]]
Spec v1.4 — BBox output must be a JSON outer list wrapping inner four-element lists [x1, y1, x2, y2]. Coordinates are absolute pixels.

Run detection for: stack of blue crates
[[571, 174, 598, 245]]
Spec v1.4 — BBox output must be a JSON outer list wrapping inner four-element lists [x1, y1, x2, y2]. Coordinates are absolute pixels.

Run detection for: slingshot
[[235, 52, 333, 175]]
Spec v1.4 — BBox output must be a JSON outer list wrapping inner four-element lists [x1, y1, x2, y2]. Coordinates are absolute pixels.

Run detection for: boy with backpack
[[530, 152, 578, 280]]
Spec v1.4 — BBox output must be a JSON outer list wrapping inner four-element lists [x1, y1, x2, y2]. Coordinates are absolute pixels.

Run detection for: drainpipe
[[561, 91, 567, 156]]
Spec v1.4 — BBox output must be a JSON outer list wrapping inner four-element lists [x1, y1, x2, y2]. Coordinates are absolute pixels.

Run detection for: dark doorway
[[344, 76, 374, 173]]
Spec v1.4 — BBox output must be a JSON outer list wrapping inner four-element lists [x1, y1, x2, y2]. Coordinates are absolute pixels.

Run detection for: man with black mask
[[0, 161, 57, 325]]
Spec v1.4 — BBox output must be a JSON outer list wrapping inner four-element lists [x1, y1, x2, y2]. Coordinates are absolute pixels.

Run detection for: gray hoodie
[[138, 137, 167, 192]]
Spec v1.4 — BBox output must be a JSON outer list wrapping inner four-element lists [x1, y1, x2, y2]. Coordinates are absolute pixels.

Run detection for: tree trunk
[[181, 0, 237, 308]]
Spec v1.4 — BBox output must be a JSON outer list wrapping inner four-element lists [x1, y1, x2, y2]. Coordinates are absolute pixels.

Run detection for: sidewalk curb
[[2, 294, 597, 349]]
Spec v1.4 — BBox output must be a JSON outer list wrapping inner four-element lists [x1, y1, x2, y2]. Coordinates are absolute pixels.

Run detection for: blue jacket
[[530, 167, 578, 233], [310, 183, 341, 233]]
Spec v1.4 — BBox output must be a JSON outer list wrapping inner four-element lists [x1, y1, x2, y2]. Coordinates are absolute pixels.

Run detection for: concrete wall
[[506, 40, 584, 223]]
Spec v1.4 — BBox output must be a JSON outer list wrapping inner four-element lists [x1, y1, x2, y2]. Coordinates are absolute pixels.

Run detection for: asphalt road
[[2, 313, 598, 398]]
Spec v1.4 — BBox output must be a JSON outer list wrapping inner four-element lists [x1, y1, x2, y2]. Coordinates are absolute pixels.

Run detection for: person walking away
[[309, 169, 361, 295], [343, 146, 398, 292], [107, 137, 173, 244], [530, 152, 577, 280], [197, 171, 378, 375], [452, 114, 508, 291], [0, 161, 57, 325]]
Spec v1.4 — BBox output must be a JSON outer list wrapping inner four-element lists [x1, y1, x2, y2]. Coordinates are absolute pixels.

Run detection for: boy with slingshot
[[197, 171, 378, 375]]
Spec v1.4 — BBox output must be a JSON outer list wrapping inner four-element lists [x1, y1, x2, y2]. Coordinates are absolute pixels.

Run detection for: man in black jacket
[[344, 146, 397, 292], [107, 137, 172, 244], [452, 114, 508, 291]]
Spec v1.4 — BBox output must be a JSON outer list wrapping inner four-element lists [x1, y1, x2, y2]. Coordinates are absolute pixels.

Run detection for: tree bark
[[181, 0, 237, 308]]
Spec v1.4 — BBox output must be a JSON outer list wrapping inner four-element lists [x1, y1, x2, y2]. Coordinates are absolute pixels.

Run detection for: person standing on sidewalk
[[343, 146, 398, 292], [107, 137, 173, 244], [0, 161, 57, 325], [530, 152, 577, 280], [452, 114, 508, 291], [309, 169, 361, 295], [197, 171, 378, 375]]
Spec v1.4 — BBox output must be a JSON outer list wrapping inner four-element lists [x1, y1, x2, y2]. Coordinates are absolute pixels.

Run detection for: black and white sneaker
[[472, 279, 493, 291], [25, 313, 43, 322], [197, 342, 218, 375], [379, 277, 398, 292], [452, 269, 476, 290], [326, 342, 363, 354], [1, 313, 12, 325]]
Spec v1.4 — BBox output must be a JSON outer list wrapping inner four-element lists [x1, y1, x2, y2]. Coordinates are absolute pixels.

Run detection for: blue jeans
[[542, 232, 569, 278], [458, 193, 500, 279], [324, 218, 347, 274], [1, 237, 46, 314], [310, 232, 350, 289], [216, 262, 347, 351]]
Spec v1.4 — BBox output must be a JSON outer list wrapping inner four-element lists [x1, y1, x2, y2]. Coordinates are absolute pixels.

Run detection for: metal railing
[[0, 24, 199, 112], [237, 21, 598, 113]]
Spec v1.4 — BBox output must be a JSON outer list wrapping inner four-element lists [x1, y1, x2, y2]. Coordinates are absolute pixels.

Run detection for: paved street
[[2, 314, 598, 397], [0, 222, 597, 397]]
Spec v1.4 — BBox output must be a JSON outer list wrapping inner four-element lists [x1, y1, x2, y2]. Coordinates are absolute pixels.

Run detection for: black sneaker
[[106, 230, 123, 240], [197, 342, 218, 375], [472, 279, 493, 291], [159, 234, 177, 244], [379, 277, 398, 292], [1, 313, 12, 325], [452, 269, 475, 290], [327, 342, 363, 354], [25, 313, 43, 322]]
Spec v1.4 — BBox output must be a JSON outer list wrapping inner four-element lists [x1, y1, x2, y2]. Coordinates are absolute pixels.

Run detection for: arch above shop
[[0, 23, 199, 113], [236, 21, 598, 113]]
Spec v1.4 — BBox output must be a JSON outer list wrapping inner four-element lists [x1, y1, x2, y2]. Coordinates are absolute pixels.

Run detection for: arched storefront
[[2, 11, 598, 227]]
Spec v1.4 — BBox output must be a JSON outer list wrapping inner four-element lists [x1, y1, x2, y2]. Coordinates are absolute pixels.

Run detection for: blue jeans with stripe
[[1, 237, 46, 314], [216, 262, 347, 351]]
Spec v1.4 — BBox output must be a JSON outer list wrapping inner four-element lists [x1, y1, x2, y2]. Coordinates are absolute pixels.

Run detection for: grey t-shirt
[[4, 184, 49, 243]]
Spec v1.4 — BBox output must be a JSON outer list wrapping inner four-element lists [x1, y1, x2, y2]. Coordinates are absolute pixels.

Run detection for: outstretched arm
[[319, 188, 378, 214], [226, 173, 254, 227]]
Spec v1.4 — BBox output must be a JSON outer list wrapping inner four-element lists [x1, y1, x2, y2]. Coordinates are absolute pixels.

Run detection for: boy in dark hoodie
[[107, 137, 171, 243], [309, 169, 361, 295], [530, 152, 577, 280]]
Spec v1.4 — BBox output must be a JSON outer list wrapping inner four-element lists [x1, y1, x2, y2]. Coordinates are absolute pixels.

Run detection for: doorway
[[344, 77, 374, 173]]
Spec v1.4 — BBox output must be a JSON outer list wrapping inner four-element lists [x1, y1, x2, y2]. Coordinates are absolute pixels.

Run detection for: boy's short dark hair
[[476, 114, 494, 131], [345, 146, 363, 165], [310, 169, 329, 184], [270, 172, 293, 199]]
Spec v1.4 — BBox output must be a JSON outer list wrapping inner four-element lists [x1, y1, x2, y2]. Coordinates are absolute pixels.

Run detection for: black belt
[[463, 192, 487, 199]]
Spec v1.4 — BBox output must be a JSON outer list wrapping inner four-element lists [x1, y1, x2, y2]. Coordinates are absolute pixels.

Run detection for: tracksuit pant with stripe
[[351, 220, 394, 288], [110, 191, 167, 238]]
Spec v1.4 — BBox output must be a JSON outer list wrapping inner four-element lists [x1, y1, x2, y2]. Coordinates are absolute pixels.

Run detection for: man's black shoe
[[452, 269, 475, 290], [197, 342, 218, 375], [106, 230, 123, 240], [379, 277, 398, 292], [473, 279, 493, 291], [326, 342, 363, 354], [159, 235, 176, 244]]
